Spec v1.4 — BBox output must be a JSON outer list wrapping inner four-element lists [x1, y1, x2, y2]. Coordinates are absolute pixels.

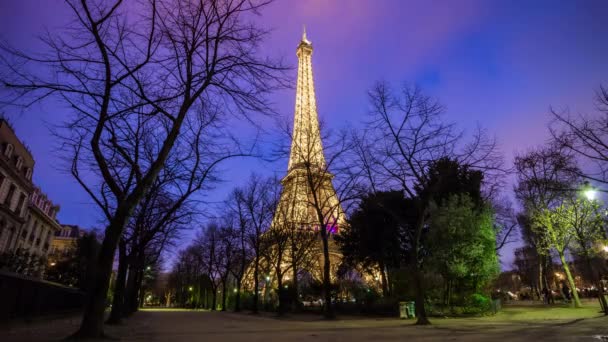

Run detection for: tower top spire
[[301, 25, 311, 45]]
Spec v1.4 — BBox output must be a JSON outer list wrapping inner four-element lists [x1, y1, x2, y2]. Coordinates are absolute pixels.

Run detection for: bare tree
[[239, 174, 278, 313], [352, 82, 506, 325], [261, 222, 290, 314], [196, 223, 222, 311], [274, 115, 361, 319], [217, 221, 236, 311], [493, 197, 519, 252], [225, 189, 250, 312], [514, 144, 580, 299], [1, 0, 286, 337], [285, 221, 318, 310], [550, 85, 608, 186], [108, 175, 194, 323]]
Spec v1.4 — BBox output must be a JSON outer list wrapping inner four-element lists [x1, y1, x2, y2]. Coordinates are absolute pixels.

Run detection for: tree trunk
[[221, 279, 227, 311], [319, 229, 334, 319], [292, 256, 300, 312], [538, 258, 544, 302], [211, 290, 217, 311], [234, 278, 242, 312], [124, 263, 138, 314], [252, 251, 260, 314], [413, 265, 430, 325], [558, 252, 582, 308], [582, 252, 608, 315], [379, 261, 389, 297], [130, 256, 145, 313], [138, 279, 145, 309], [413, 211, 430, 325], [447, 279, 453, 310], [70, 217, 126, 339], [276, 269, 284, 315], [106, 240, 127, 324]]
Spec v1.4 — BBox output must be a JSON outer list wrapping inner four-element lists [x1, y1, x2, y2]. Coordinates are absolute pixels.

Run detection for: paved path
[[2, 308, 608, 341]]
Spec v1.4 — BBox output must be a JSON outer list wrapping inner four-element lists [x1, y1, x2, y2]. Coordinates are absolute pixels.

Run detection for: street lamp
[[188, 286, 193, 292], [602, 245, 608, 253], [584, 188, 598, 201]]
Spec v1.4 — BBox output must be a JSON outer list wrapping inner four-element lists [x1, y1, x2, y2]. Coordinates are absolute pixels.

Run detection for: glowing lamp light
[[188, 286, 193, 292], [50, 262, 56, 266], [602, 245, 608, 253], [584, 189, 598, 201], [233, 288, 237, 293]]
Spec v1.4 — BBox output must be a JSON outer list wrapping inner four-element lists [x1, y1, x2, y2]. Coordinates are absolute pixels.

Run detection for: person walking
[[542, 287, 550, 304], [562, 282, 571, 304]]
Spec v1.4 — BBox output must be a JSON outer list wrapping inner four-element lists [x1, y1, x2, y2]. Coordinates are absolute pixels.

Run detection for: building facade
[[0, 119, 35, 253], [50, 224, 85, 258], [0, 119, 63, 273], [17, 187, 62, 257]]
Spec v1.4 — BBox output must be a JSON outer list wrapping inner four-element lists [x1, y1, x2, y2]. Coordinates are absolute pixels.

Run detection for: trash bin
[[407, 301, 416, 318], [399, 302, 408, 319]]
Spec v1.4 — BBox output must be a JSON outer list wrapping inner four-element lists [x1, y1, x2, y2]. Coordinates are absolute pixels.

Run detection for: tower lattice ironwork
[[272, 28, 346, 237]]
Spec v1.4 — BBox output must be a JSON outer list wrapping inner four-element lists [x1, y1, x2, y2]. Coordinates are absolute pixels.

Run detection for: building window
[[15, 156, 23, 170], [21, 229, 27, 239], [4, 143, 13, 158], [4, 184, 16, 207], [0, 173, 5, 188], [25, 168, 32, 180], [16, 193, 26, 215]]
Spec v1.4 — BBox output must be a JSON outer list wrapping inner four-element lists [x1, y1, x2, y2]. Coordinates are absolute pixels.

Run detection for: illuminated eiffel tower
[[273, 28, 345, 234], [270, 28, 346, 280]]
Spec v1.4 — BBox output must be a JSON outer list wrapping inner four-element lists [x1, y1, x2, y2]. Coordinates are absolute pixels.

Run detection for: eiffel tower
[[270, 28, 346, 280]]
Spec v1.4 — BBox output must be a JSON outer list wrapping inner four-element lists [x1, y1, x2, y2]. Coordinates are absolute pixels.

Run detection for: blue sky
[[1, 0, 607, 268]]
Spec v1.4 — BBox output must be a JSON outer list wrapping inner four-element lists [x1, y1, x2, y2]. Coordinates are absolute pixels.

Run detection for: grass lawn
[[490, 302, 603, 322]]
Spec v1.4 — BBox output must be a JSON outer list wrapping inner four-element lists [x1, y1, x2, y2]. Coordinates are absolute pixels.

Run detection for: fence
[[0, 270, 85, 320]]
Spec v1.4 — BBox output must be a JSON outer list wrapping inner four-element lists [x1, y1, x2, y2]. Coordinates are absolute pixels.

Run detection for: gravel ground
[[1, 305, 607, 341]]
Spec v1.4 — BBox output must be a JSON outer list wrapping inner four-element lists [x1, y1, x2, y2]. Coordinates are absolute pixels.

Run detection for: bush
[[464, 293, 491, 314]]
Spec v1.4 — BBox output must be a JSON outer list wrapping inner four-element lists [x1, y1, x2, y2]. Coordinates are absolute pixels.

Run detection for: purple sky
[[1, 0, 608, 269]]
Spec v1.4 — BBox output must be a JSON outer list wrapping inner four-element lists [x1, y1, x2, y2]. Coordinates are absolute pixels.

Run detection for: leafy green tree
[[532, 200, 583, 307], [427, 194, 499, 308], [565, 198, 607, 313], [514, 145, 579, 295]]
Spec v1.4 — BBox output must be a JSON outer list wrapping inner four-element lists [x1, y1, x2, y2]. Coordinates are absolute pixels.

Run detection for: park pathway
[[1, 307, 608, 341]]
